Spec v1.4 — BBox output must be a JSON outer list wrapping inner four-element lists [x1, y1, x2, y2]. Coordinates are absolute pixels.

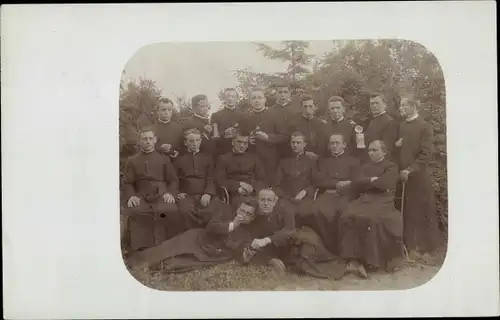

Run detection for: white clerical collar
[[190, 150, 200, 155], [194, 113, 210, 121], [303, 114, 314, 121], [224, 105, 236, 110], [373, 157, 385, 163], [372, 111, 387, 118], [157, 118, 171, 124], [252, 107, 267, 113], [232, 149, 245, 155], [140, 148, 155, 154], [277, 100, 291, 107], [406, 113, 419, 123], [332, 116, 344, 123], [332, 151, 345, 157]]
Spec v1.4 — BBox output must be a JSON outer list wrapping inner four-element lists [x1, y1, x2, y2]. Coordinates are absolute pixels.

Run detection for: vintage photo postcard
[[2, 2, 498, 319], [119, 39, 449, 292]]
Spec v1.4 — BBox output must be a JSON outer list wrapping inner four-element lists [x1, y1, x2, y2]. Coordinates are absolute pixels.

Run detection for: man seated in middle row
[[272, 131, 317, 227], [310, 133, 360, 256], [215, 128, 267, 210], [173, 128, 225, 229]]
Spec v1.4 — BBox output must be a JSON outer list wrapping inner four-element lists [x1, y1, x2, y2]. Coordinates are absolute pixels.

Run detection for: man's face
[[224, 90, 238, 107], [399, 98, 414, 118], [328, 101, 344, 120], [368, 141, 386, 162], [195, 99, 210, 117], [235, 203, 256, 223], [139, 131, 157, 152], [157, 102, 174, 122], [290, 135, 307, 154], [258, 190, 278, 213], [232, 134, 249, 153], [302, 99, 317, 118], [185, 133, 202, 152], [369, 96, 386, 116], [250, 91, 266, 110], [276, 86, 291, 103], [328, 134, 346, 155]]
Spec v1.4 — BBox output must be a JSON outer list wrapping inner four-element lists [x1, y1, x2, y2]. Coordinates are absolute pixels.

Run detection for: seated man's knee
[[156, 201, 178, 215]]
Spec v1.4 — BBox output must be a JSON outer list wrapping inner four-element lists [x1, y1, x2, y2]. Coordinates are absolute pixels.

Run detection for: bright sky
[[122, 41, 335, 113]]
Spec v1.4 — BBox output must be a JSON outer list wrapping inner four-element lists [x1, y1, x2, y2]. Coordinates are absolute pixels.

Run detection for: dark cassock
[[362, 113, 399, 163], [236, 199, 346, 279], [152, 119, 184, 158], [181, 114, 218, 158], [397, 116, 442, 254], [173, 150, 224, 228], [126, 203, 242, 272], [272, 152, 317, 224], [234, 199, 296, 266], [211, 106, 247, 157], [324, 117, 357, 156], [311, 152, 360, 255], [338, 158, 404, 271], [122, 150, 181, 251], [289, 114, 329, 157], [214, 151, 267, 209], [245, 107, 288, 184], [271, 100, 303, 158]]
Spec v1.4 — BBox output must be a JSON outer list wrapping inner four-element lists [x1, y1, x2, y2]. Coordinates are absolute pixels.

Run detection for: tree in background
[[232, 41, 315, 112], [119, 78, 163, 156], [254, 40, 314, 90]]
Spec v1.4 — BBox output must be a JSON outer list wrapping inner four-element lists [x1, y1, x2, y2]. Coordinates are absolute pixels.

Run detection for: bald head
[[257, 188, 278, 213], [368, 140, 387, 162]]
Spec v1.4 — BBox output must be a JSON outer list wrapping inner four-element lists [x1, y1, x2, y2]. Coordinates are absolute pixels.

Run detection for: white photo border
[[2, 2, 498, 318]]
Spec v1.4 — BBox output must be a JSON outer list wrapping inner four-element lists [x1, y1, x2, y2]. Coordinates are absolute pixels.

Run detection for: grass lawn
[[124, 244, 447, 291]]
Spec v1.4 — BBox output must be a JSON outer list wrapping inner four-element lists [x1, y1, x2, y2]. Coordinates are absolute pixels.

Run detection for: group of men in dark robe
[[121, 82, 443, 280]]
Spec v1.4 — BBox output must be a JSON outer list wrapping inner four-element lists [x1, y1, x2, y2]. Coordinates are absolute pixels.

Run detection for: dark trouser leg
[[178, 196, 200, 229], [126, 199, 156, 252], [153, 201, 182, 241]]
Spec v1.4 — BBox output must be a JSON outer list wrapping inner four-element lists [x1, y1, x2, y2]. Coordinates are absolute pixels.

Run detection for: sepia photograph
[[3, 2, 498, 318], [119, 39, 448, 291]]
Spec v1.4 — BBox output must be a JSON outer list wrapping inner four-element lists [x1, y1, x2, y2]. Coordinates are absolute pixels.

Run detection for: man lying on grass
[[127, 188, 345, 279]]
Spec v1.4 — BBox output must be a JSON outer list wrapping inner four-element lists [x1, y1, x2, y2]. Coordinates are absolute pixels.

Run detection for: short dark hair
[[300, 94, 315, 106], [224, 88, 239, 96], [184, 128, 202, 139], [159, 97, 173, 105], [329, 132, 345, 143], [275, 80, 291, 90], [191, 94, 207, 108], [240, 197, 258, 210], [369, 92, 387, 103], [234, 128, 251, 138], [291, 131, 307, 142], [138, 126, 155, 135], [328, 95, 345, 105], [249, 87, 266, 97]]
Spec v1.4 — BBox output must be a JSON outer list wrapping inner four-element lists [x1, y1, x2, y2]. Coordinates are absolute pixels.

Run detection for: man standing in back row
[[181, 94, 217, 158], [271, 81, 303, 158], [396, 96, 441, 257], [324, 96, 357, 157], [211, 88, 247, 158], [245, 87, 288, 184], [289, 94, 328, 159], [363, 93, 399, 163]]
